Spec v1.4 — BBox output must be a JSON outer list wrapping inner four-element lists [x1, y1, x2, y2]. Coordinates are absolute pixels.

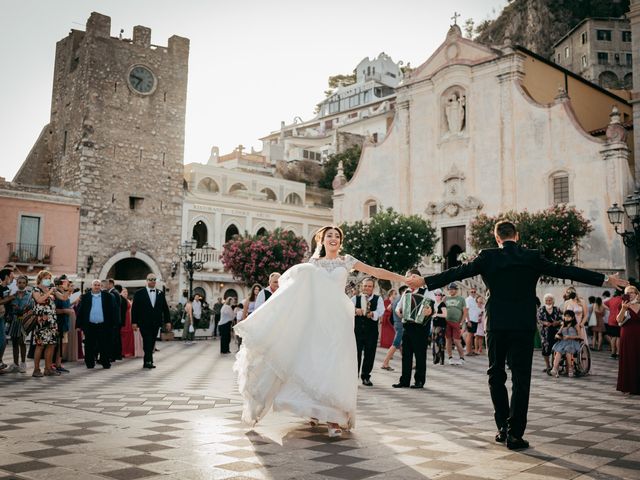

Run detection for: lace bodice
[[308, 254, 359, 273]]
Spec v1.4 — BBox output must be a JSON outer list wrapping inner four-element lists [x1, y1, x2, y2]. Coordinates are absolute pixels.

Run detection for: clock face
[[128, 65, 156, 94]]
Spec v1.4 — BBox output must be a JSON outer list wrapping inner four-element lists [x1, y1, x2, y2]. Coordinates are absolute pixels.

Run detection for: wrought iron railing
[[192, 248, 222, 268], [7, 243, 54, 265]]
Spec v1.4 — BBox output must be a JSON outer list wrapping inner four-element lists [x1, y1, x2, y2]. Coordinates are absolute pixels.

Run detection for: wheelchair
[[557, 341, 591, 377]]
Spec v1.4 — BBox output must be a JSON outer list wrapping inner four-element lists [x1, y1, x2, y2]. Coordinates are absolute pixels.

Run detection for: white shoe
[[5, 364, 19, 373], [327, 424, 342, 437], [447, 358, 458, 365], [19, 362, 27, 373], [459, 358, 466, 365]]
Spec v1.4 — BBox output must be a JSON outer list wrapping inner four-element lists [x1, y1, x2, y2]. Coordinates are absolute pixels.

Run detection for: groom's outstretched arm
[[422, 251, 488, 291]]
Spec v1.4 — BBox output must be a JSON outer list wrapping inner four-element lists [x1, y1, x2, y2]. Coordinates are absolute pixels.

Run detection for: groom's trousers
[[354, 317, 378, 380]]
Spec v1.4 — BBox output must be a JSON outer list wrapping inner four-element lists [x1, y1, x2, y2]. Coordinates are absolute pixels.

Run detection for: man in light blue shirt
[[78, 279, 113, 369]]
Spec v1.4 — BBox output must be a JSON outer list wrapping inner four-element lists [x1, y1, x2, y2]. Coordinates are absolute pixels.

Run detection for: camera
[[622, 293, 631, 303]]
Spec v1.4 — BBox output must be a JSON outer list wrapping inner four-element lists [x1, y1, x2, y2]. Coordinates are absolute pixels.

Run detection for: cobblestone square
[[1, 342, 638, 480]]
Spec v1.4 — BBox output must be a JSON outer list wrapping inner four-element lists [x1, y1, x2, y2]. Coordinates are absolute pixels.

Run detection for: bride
[[234, 225, 406, 437]]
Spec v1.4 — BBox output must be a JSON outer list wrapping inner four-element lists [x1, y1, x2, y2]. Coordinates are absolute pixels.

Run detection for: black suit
[[131, 287, 170, 366], [77, 291, 115, 368], [424, 241, 604, 438], [108, 288, 123, 361]]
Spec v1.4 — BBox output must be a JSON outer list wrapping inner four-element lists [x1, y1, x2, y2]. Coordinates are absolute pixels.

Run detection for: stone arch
[[441, 84, 467, 137], [260, 187, 277, 201], [229, 182, 248, 195], [598, 71, 619, 89], [99, 251, 163, 287], [193, 286, 207, 301], [284, 192, 303, 205], [624, 72, 633, 89], [197, 177, 219, 193], [225, 223, 240, 242], [223, 288, 238, 300], [192, 220, 208, 248]]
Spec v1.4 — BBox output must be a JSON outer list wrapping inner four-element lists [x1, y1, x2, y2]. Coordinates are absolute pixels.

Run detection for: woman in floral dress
[[31, 270, 59, 377]]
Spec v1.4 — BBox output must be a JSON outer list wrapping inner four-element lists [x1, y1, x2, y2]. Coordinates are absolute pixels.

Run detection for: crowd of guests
[[0, 267, 171, 376], [371, 274, 638, 395]]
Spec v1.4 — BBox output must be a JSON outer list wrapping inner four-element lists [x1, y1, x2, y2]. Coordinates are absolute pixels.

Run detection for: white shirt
[[466, 295, 480, 323], [219, 304, 234, 326], [147, 287, 157, 307], [254, 287, 274, 310], [351, 294, 385, 321], [192, 299, 202, 319]]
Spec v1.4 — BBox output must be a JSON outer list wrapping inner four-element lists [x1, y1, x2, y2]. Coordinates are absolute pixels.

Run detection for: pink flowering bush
[[469, 205, 593, 267], [340, 208, 437, 274], [222, 229, 308, 286]]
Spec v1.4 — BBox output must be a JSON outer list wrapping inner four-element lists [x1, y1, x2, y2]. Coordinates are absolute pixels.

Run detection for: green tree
[[468, 205, 593, 267], [221, 229, 308, 286], [318, 145, 361, 189], [340, 208, 438, 276]]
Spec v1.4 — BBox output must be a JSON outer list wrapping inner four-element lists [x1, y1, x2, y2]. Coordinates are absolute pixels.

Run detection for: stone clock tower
[[14, 12, 189, 295]]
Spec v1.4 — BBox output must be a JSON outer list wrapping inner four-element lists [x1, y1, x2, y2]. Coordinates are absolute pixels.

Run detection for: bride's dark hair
[[313, 225, 344, 258]]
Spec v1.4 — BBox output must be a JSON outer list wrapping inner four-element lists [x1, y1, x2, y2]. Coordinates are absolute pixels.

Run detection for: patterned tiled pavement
[[0, 341, 638, 480]]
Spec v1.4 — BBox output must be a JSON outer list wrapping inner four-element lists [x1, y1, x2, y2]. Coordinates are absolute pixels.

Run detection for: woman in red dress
[[616, 286, 640, 395], [379, 290, 397, 349], [119, 287, 135, 358]]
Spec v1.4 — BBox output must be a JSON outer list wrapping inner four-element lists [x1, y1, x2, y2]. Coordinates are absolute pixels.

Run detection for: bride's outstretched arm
[[353, 261, 406, 284]]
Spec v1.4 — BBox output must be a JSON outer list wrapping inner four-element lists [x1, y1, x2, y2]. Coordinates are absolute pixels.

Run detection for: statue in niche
[[445, 93, 466, 134]]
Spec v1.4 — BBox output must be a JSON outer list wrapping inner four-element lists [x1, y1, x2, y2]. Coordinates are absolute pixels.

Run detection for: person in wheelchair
[[550, 310, 583, 378]]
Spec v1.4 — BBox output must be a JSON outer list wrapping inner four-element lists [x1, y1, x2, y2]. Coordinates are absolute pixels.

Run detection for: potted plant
[[9, 252, 19, 262]]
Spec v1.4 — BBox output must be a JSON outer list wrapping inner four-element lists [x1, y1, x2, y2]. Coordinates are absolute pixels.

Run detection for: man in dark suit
[[77, 279, 115, 369], [106, 278, 123, 362], [131, 273, 170, 369], [407, 220, 626, 450]]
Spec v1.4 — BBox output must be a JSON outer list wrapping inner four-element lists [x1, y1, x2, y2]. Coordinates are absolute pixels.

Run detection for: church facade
[[333, 25, 633, 276]]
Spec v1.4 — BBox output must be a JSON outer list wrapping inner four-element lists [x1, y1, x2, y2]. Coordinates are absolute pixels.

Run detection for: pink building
[[0, 185, 80, 277]]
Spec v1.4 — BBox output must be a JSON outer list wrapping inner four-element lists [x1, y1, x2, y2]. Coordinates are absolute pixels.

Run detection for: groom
[[407, 220, 627, 450]]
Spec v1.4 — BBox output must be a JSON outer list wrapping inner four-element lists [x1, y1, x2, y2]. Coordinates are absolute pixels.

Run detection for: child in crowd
[[550, 310, 583, 378]]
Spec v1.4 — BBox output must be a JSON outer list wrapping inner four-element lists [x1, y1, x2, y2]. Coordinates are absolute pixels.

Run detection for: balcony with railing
[[7, 243, 54, 265], [192, 248, 223, 271]]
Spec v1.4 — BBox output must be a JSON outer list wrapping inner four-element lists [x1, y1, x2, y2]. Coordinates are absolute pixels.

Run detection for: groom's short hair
[[363, 277, 375, 285], [494, 220, 517, 240]]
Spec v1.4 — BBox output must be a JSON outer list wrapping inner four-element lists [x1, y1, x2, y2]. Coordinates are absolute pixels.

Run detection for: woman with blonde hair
[[235, 225, 406, 437], [31, 270, 60, 377], [563, 286, 589, 342]]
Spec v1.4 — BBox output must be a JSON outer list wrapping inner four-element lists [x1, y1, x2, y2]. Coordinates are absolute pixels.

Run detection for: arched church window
[[550, 172, 570, 205], [229, 183, 248, 195], [260, 188, 277, 201], [364, 199, 378, 218]]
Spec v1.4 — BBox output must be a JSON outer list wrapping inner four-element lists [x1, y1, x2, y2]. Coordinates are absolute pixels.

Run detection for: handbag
[[21, 309, 37, 334], [588, 309, 597, 327], [188, 323, 195, 333]]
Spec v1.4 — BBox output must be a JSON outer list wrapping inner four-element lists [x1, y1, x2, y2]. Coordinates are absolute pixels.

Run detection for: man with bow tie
[[352, 278, 385, 386], [132, 273, 170, 369]]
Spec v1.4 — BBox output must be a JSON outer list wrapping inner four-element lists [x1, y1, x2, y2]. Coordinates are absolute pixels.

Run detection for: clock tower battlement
[[13, 11, 189, 295]]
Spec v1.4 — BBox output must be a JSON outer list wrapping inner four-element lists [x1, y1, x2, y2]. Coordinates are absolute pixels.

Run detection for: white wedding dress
[[234, 255, 359, 429]]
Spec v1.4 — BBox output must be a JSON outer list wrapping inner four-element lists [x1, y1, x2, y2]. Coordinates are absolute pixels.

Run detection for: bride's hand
[[405, 274, 424, 290]]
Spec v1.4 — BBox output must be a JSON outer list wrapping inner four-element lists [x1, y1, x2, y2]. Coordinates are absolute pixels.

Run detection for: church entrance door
[[442, 226, 465, 270]]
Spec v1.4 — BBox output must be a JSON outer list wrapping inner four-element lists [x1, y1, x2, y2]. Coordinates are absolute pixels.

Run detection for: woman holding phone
[[616, 286, 640, 395], [31, 270, 60, 377]]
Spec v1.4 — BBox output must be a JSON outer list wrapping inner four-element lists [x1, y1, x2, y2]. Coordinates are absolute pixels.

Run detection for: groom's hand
[[606, 273, 629, 291], [406, 274, 425, 290]]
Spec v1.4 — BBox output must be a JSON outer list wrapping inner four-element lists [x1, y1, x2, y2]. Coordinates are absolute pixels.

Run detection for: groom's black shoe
[[362, 378, 373, 386], [495, 428, 507, 443], [392, 382, 409, 388], [410, 382, 424, 389], [506, 435, 529, 450]]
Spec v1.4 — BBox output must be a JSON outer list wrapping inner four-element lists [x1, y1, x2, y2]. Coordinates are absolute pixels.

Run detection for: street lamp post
[[607, 190, 640, 270], [176, 238, 211, 299]]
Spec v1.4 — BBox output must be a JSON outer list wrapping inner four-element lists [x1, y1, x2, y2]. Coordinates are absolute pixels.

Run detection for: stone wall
[[13, 12, 189, 299]]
